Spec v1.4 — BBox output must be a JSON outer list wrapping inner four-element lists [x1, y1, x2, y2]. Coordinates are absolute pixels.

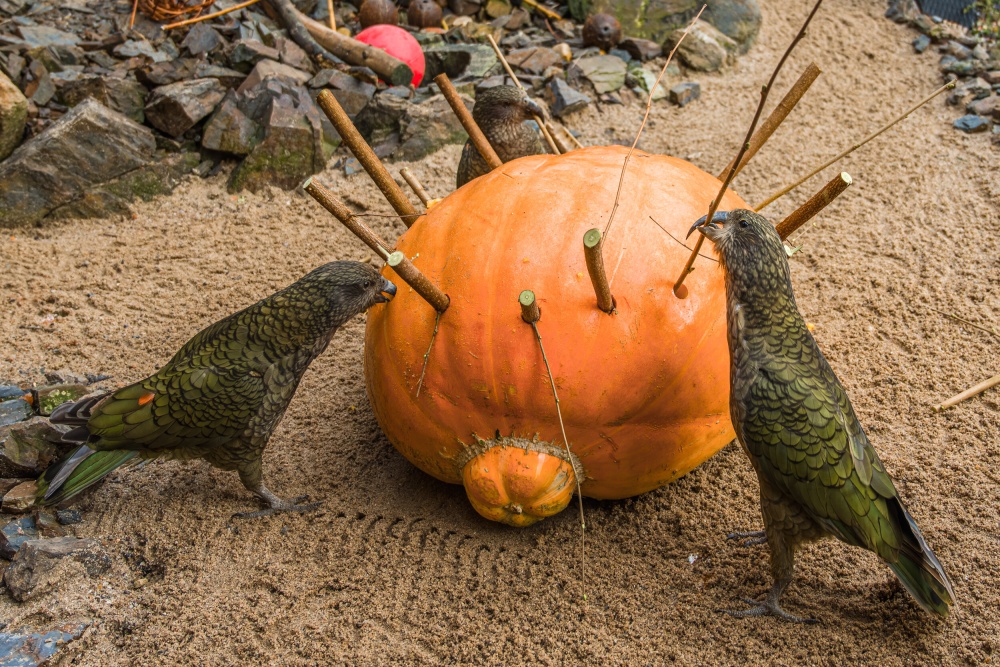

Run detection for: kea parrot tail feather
[[35, 446, 139, 506], [887, 502, 956, 618]]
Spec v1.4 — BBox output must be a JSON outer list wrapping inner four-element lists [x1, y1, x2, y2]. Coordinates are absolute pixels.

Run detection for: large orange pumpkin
[[364, 145, 744, 526]]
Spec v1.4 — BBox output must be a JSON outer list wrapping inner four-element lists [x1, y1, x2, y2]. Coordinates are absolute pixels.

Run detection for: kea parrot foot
[[726, 530, 767, 547], [233, 487, 322, 519], [718, 594, 819, 624]]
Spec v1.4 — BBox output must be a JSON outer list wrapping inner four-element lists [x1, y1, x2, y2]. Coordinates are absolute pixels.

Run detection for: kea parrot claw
[[718, 593, 819, 624], [233, 488, 322, 519], [727, 530, 768, 547]]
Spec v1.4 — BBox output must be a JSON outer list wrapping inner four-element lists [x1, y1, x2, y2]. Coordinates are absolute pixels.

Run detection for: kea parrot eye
[[739, 219, 749, 229]]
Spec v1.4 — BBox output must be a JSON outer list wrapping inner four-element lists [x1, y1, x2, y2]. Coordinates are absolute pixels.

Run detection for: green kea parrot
[[36, 261, 396, 518], [688, 209, 955, 621], [456, 85, 546, 188]]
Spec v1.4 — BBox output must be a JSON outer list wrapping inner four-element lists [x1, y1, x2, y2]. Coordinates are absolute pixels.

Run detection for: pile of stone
[[886, 0, 1000, 140], [0, 0, 762, 227]]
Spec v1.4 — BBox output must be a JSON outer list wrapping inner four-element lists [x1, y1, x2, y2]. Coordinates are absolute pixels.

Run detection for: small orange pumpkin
[[365, 146, 744, 525]]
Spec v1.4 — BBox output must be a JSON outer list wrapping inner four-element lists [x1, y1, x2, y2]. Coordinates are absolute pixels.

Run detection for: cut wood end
[[387, 251, 404, 267], [519, 290, 536, 307], [840, 172, 852, 185], [583, 228, 602, 249]]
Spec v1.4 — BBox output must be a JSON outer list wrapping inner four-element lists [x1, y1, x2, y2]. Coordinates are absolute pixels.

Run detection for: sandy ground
[[1, 0, 999, 664]]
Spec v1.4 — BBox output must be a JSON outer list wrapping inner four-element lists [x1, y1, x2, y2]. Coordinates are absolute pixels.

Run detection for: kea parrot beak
[[376, 279, 397, 303], [525, 97, 546, 119], [686, 210, 730, 239]]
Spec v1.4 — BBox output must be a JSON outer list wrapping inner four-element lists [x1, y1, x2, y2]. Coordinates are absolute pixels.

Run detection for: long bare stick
[[935, 373, 1000, 411], [316, 90, 419, 227], [675, 0, 825, 294], [163, 0, 260, 29], [717, 62, 822, 180], [303, 178, 390, 258], [755, 80, 956, 211], [519, 289, 586, 595], [926, 306, 999, 338], [775, 172, 851, 239], [485, 34, 562, 155], [415, 311, 441, 397], [603, 4, 705, 244], [400, 167, 431, 206], [434, 73, 503, 170]]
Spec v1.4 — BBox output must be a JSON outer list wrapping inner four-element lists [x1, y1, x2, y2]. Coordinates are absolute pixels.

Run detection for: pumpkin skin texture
[[364, 145, 743, 523]]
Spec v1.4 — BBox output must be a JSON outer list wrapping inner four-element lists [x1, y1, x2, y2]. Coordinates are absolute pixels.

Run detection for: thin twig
[[649, 216, 718, 262], [400, 167, 431, 207], [926, 306, 999, 338], [129, 0, 139, 28], [530, 319, 586, 597], [163, 0, 260, 29], [675, 0, 825, 293], [522, 0, 561, 19], [327, 0, 334, 30], [755, 80, 956, 211], [935, 373, 1000, 411], [415, 311, 442, 397]]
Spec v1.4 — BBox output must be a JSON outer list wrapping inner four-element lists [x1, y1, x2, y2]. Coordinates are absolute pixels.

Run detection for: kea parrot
[[688, 209, 955, 621], [456, 84, 546, 188], [36, 261, 397, 518]]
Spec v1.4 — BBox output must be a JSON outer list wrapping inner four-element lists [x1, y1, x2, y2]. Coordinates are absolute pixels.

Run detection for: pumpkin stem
[[583, 229, 616, 315], [774, 172, 852, 241]]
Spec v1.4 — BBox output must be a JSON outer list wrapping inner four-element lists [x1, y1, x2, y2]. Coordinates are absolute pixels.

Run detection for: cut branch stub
[[315, 90, 419, 226], [519, 290, 540, 323], [386, 251, 450, 313], [296, 8, 412, 85], [583, 228, 615, 314], [775, 172, 852, 239], [400, 167, 431, 206], [303, 178, 390, 259], [434, 74, 503, 171]]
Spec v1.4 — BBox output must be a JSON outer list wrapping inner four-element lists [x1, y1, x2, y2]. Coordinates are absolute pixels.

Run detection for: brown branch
[[386, 251, 450, 313], [316, 90, 419, 227], [755, 80, 957, 211], [675, 0, 825, 294], [583, 229, 615, 314], [775, 172, 851, 239], [303, 178, 390, 259], [400, 167, 431, 207], [297, 8, 413, 86], [522, 0, 561, 20], [266, 0, 339, 65], [434, 73, 503, 170], [415, 311, 442, 397], [717, 62, 822, 180], [326, 0, 334, 30], [519, 289, 541, 323], [935, 373, 1000, 411]]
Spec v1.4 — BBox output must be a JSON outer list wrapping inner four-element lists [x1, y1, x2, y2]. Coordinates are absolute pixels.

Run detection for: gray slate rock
[[954, 114, 989, 132], [237, 59, 311, 94], [355, 91, 410, 144], [0, 71, 27, 160], [181, 23, 224, 56], [913, 34, 931, 53], [397, 93, 469, 161], [967, 95, 1000, 119], [0, 100, 162, 227], [0, 621, 90, 667], [136, 59, 196, 87], [0, 417, 72, 477], [619, 37, 662, 61], [547, 77, 591, 117], [669, 81, 700, 106], [4, 537, 111, 601], [702, 0, 760, 54], [57, 75, 148, 123], [226, 40, 281, 74], [1, 516, 38, 558], [16, 26, 80, 49], [308, 69, 375, 117], [667, 19, 736, 72], [114, 39, 170, 63], [202, 90, 261, 155], [145, 78, 226, 137], [506, 47, 560, 75], [193, 64, 247, 90], [0, 400, 32, 429], [422, 44, 498, 81], [24, 60, 55, 106], [571, 54, 627, 94]]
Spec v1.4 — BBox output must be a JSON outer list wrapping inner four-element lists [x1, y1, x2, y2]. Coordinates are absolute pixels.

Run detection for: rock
[[628, 63, 667, 100], [23, 60, 55, 106], [396, 93, 469, 160], [669, 81, 700, 106], [181, 23, 224, 56], [15, 26, 80, 49], [0, 622, 90, 666], [0, 417, 72, 477], [506, 47, 561, 75], [953, 114, 989, 133], [355, 91, 410, 144], [57, 75, 148, 123], [193, 64, 247, 90], [274, 37, 314, 74], [423, 44, 498, 81], [967, 95, 1000, 120], [570, 54, 627, 94], [0, 399, 32, 428], [945, 40, 973, 60], [114, 39, 170, 63], [237, 60, 312, 94], [984, 71, 1000, 85], [4, 536, 111, 601], [202, 90, 261, 155], [547, 77, 591, 117], [885, 0, 920, 23], [0, 386, 24, 401], [913, 34, 931, 53], [33, 384, 88, 417], [135, 59, 197, 87], [0, 100, 164, 228], [226, 40, 281, 74], [2, 480, 37, 514], [619, 37, 662, 61], [1, 516, 38, 557], [145, 78, 226, 137], [308, 69, 376, 116], [449, 0, 481, 16], [0, 72, 27, 160], [33, 509, 65, 537], [667, 19, 736, 72], [702, 0, 760, 53], [56, 509, 83, 526], [43, 369, 88, 386], [567, 0, 697, 42]]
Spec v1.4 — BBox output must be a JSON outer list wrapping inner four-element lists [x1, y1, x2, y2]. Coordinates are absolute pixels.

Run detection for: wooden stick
[[434, 73, 503, 170], [316, 90, 419, 226], [387, 251, 450, 313], [717, 62, 822, 180], [415, 311, 441, 397], [519, 289, 540, 323], [926, 306, 999, 338], [163, 0, 260, 29], [755, 80, 957, 212], [129, 0, 139, 29], [303, 178, 390, 258], [522, 0, 561, 19], [675, 0, 825, 294], [400, 168, 431, 206], [775, 172, 851, 239], [935, 373, 1000, 411], [327, 0, 334, 30], [486, 34, 562, 155], [296, 8, 413, 86], [583, 229, 615, 314]]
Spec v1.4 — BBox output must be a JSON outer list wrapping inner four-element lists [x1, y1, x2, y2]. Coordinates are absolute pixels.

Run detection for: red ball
[[355, 24, 426, 87]]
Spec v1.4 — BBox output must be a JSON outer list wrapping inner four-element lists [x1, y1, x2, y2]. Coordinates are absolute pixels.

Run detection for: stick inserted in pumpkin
[[316, 90, 420, 227], [303, 178, 390, 259], [674, 0, 825, 296], [583, 229, 615, 314], [400, 168, 432, 207], [387, 252, 450, 313], [434, 74, 503, 171], [774, 172, 852, 239]]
